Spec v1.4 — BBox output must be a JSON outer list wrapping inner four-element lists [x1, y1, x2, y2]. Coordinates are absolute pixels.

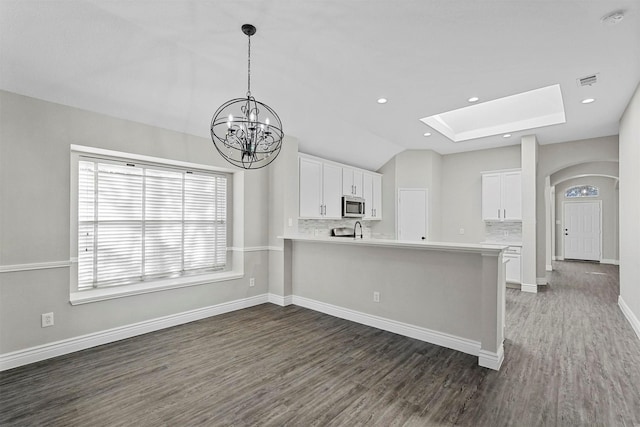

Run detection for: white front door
[[398, 188, 427, 241], [563, 201, 601, 261]]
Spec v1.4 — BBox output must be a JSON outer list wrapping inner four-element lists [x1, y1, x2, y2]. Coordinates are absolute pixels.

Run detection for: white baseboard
[[290, 295, 504, 370], [521, 283, 538, 293], [618, 296, 640, 340], [545, 264, 553, 272], [267, 293, 293, 307], [1, 292, 505, 372], [536, 277, 548, 286], [479, 344, 504, 370], [0, 294, 269, 372], [601, 259, 620, 266], [556, 256, 565, 261]]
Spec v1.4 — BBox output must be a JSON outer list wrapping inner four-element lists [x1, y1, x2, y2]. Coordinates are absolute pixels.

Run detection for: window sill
[[70, 271, 244, 305]]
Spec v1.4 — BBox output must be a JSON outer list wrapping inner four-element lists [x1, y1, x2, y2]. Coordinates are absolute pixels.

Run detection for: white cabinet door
[[505, 254, 521, 283], [342, 168, 364, 197], [299, 157, 323, 218], [323, 163, 343, 219], [502, 171, 522, 220], [482, 173, 502, 221], [353, 170, 363, 197], [342, 168, 353, 195], [370, 174, 382, 219], [363, 173, 382, 220], [363, 173, 374, 219], [482, 170, 522, 221]]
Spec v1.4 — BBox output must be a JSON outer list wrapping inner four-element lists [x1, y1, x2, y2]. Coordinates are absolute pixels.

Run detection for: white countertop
[[280, 235, 506, 255]]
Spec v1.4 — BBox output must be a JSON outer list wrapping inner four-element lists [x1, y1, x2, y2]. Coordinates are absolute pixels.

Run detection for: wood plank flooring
[[1, 261, 639, 426]]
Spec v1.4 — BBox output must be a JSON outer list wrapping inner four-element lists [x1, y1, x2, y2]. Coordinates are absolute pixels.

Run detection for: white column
[[521, 135, 538, 293], [545, 176, 553, 272]]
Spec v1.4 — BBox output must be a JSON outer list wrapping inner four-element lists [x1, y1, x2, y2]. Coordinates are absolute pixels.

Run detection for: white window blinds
[[78, 159, 227, 290]]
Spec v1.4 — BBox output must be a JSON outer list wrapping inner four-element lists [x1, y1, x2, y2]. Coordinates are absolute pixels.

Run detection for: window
[[565, 185, 599, 198], [77, 157, 228, 291]]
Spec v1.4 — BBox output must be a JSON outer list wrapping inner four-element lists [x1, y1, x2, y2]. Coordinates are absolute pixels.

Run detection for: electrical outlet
[[41, 312, 54, 328], [373, 291, 380, 303], [288, 218, 293, 227], [249, 277, 255, 287], [314, 228, 319, 236], [459, 228, 465, 235]]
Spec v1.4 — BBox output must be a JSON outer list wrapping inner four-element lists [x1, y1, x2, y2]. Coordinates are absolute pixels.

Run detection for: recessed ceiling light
[[423, 132, 432, 137], [581, 98, 595, 104], [468, 97, 479, 103], [503, 134, 512, 138], [377, 98, 387, 104]]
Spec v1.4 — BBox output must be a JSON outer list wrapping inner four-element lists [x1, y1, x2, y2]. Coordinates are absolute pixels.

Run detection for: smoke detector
[[601, 10, 625, 25]]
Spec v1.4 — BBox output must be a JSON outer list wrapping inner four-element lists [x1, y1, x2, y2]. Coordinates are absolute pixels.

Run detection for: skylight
[[420, 84, 566, 142]]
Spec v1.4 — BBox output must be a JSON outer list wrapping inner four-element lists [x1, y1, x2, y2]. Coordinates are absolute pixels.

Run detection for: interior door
[[398, 188, 427, 241], [563, 201, 601, 261]]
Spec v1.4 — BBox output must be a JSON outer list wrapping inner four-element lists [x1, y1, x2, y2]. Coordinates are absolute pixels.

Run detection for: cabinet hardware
[[504, 209, 506, 218], [498, 209, 500, 219]]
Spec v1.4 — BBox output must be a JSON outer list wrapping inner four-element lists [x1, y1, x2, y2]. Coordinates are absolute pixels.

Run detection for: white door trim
[[562, 200, 602, 261]]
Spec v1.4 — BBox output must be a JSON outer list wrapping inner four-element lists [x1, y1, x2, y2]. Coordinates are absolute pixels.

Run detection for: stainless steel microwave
[[342, 196, 365, 218]]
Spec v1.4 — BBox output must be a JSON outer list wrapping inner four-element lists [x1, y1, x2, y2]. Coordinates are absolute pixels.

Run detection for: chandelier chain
[[247, 34, 251, 97]]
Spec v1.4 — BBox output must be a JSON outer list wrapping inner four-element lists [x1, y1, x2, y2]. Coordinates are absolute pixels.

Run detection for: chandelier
[[210, 24, 284, 169]]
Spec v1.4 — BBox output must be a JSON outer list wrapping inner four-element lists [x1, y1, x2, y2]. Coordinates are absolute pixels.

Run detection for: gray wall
[[440, 145, 521, 244], [268, 136, 299, 298], [288, 240, 503, 354], [619, 82, 640, 330], [554, 176, 619, 262], [373, 150, 443, 241], [0, 90, 270, 354], [395, 150, 443, 241]]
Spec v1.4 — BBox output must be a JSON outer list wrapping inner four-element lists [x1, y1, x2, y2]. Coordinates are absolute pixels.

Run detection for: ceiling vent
[[577, 73, 599, 87]]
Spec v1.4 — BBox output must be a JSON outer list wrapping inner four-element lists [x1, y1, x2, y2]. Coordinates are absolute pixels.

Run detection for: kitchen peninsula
[[280, 236, 506, 370]]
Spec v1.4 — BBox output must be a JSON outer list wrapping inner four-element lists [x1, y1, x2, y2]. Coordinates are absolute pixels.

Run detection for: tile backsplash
[[484, 221, 522, 242], [298, 219, 372, 238]]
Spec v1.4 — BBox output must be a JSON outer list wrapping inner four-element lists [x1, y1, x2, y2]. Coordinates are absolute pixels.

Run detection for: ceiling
[[1, 1, 638, 170]]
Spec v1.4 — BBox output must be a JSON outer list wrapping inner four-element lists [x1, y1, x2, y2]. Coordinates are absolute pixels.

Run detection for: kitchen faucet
[[354, 221, 363, 239]]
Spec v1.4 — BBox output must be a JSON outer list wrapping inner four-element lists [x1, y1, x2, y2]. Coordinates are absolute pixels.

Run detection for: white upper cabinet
[[299, 157, 343, 219], [298, 157, 342, 219], [342, 168, 363, 197], [363, 172, 382, 220], [299, 154, 382, 220], [482, 169, 522, 221], [501, 171, 522, 220], [322, 163, 343, 218], [299, 157, 323, 218]]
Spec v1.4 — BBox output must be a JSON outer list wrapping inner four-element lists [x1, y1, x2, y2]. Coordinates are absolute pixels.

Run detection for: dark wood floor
[[1, 261, 639, 426]]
